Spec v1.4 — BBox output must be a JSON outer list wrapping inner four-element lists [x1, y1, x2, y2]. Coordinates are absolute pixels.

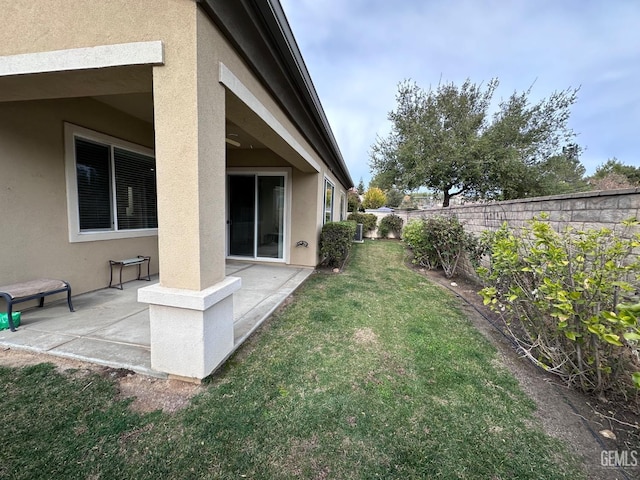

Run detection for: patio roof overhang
[[0, 41, 162, 103], [0, 39, 320, 178], [197, 0, 353, 189]]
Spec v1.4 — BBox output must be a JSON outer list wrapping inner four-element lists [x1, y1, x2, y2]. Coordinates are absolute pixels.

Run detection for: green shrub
[[347, 190, 361, 212], [319, 221, 357, 268], [478, 215, 640, 398], [378, 214, 404, 238], [347, 212, 377, 232], [402, 218, 439, 269], [402, 215, 477, 277], [426, 214, 478, 278]]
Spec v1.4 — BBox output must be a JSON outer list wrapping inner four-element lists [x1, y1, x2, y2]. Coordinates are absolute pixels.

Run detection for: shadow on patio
[[0, 262, 312, 378]]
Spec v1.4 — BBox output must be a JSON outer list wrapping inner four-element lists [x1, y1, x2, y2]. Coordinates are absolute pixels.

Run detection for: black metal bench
[[108, 256, 151, 290], [0, 278, 75, 332]]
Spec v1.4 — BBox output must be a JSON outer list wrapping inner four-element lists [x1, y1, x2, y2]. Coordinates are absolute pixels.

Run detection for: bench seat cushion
[[120, 258, 146, 265], [0, 279, 68, 299]]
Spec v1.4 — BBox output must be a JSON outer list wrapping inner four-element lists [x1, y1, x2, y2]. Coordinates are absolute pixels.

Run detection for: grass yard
[[0, 241, 584, 479]]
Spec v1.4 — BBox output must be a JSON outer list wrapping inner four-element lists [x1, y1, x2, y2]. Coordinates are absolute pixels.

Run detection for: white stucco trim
[[139, 277, 242, 380], [0, 41, 164, 77], [219, 62, 321, 173], [138, 277, 242, 311]]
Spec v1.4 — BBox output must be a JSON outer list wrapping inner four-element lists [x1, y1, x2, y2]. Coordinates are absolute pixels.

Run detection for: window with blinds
[[75, 138, 112, 230], [114, 148, 157, 229], [74, 137, 157, 232]]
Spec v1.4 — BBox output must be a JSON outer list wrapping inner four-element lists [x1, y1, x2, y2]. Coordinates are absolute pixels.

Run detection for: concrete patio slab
[[49, 336, 152, 374], [0, 328, 77, 351], [0, 263, 313, 378], [89, 310, 151, 345], [233, 268, 312, 344]]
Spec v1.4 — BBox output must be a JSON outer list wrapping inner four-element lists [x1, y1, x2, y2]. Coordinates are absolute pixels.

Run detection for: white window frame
[[324, 177, 335, 224], [64, 123, 158, 243]]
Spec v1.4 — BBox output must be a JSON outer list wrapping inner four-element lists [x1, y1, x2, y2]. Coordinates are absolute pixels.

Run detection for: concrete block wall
[[412, 187, 640, 236], [380, 188, 640, 282]]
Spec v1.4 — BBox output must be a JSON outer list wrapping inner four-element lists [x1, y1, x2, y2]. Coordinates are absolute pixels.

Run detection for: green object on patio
[[0, 312, 21, 330]]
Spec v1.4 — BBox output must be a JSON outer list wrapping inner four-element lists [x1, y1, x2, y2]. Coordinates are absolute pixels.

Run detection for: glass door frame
[[226, 167, 291, 263]]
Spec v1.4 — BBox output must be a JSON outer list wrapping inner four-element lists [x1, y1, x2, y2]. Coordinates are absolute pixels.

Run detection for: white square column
[[139, 277, 241, 379], [141, 11, 234, 381]]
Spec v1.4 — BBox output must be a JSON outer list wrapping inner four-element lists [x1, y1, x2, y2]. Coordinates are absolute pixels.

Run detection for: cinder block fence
[[366, 187, 640, 281]]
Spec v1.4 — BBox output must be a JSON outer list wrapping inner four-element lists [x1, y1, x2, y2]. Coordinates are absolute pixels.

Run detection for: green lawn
[[0, 241, 584, 479]]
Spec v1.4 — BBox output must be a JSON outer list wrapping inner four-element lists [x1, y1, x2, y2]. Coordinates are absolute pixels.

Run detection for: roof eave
[[197, 0, 353, 188]]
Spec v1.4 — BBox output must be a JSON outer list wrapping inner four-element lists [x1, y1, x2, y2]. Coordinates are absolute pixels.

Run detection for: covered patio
[[0, 1, 353, 381], [0, 263, 312, 379]]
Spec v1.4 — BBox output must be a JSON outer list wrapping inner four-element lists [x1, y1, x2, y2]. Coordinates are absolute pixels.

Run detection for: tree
[[531, 152, 589, 196], [356, 178, 365, 195], [369, 78, 580, 206], [369, 172, 404, 207], [385, 188, 405, 208], [589, 172, 634, 191], [369, 170, 396, 191], [362, 187, 386, 209], [480, 86, 580, 200], [347, 189, 361, 212], [590, 158, 640, 186]]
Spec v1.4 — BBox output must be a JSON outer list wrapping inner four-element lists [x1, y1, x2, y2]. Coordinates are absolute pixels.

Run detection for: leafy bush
[[319, 221, 357, 268], [478, 215, 640, 398], [347, 212, 377, 232], [402, 214, 478, 277], [347, 190, 361, 212], [402, 218, 438, 269], [362, 187, 386, 209], [378, 214, 404, 238], [424, 215, 470, 278]]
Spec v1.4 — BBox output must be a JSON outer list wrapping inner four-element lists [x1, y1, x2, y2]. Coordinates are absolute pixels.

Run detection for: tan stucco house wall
[[0, 0, 352, 380]]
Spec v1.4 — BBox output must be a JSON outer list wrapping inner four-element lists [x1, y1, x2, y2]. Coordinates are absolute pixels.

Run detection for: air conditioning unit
[[353, 223, 364, 243]]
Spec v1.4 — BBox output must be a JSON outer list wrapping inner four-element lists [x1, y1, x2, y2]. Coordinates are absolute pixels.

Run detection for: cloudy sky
[[279, 0, 640, 187]]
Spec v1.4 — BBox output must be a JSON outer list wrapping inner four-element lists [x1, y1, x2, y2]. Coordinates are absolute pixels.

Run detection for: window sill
[[69, 229, 158, 243]]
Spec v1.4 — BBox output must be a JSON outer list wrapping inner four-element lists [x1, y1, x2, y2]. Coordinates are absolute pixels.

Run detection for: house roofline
[[197, 0, 353, 189]]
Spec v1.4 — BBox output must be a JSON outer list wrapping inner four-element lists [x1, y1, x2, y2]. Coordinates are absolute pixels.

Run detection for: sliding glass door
[[228, 173, 286, 260]]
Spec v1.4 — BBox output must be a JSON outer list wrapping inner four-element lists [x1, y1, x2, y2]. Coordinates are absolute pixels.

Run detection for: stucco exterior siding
[[0, 1, 340, 286], [0, 1, 192, 56], [290, 171, 322, 266], [196, 10, 330, 184], [0, 98, 158, 295]]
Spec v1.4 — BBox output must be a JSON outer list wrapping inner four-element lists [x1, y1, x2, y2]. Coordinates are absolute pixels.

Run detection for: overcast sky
[[279, 0, 640, 188]]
